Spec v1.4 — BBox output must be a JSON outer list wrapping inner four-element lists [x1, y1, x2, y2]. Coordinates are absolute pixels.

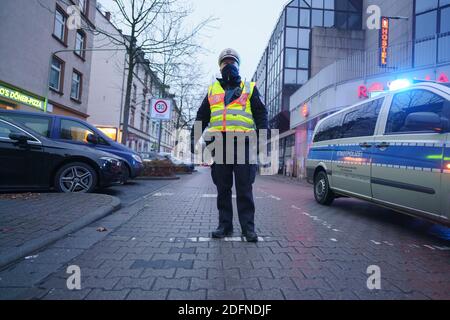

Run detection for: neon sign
[[380, 17, 389, 66], [301, 103, 309, 118], [0, 84, 45, 110]]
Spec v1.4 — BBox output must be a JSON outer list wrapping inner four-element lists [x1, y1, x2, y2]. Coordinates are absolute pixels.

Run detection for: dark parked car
[[0, 110, 143, 181], [0, 118, 124, 193]]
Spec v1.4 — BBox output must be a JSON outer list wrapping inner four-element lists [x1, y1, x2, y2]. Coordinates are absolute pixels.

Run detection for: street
[[1, 168, 449, 300]]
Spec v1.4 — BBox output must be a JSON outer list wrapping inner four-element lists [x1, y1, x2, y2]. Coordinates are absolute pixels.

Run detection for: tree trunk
[[121, 38, 135, 145]]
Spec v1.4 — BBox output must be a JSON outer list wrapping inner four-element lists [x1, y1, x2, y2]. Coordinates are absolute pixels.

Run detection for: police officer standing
[[191, 49, 268, 242]]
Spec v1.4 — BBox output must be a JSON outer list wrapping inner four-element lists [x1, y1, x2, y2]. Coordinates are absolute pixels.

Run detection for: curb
[[0, 195, 121, 270]]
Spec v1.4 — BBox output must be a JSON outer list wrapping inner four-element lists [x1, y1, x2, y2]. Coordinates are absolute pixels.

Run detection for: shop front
[[0, 81, 46, 113]]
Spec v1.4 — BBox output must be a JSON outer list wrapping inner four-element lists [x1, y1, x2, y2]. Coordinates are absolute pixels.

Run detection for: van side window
[[340, 98, 383, 139], [0, 114, 51, 137], [313, 113, 343, 143], [60, 119, 95, 143], [386, 90, 448, 134]]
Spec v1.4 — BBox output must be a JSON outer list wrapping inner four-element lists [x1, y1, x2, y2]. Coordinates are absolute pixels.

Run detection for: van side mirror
[[9, 133, 32, 144], [404, 112, 446, 133], [86, 133, 98, 144]]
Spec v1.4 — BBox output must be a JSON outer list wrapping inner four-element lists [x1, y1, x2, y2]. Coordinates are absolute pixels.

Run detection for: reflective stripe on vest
[[207, 81, 255, 132]]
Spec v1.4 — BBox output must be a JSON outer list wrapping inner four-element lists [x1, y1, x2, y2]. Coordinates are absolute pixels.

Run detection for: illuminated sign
[[0, 84, 45, 110], [379, 17, 389, 67], [358, 73, 450, 99], [301, 103, 309, 118]]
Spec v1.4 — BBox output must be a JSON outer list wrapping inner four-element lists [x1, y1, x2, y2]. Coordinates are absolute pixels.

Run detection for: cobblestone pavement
[[1, 168, 449, 300], [0, 193, 117, 255]]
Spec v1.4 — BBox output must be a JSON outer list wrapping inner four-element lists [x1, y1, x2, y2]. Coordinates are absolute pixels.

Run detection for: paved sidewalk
[[0, 193, 120, 268]]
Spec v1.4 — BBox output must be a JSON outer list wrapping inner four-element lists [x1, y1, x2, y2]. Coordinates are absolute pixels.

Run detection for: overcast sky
[[98, 0, 290, 81]]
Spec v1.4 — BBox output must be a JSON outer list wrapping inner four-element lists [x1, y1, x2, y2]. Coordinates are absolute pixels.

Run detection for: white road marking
[[330, 238, 338, 242], [268, 195, 281, 201], [24, 255, 38, 260], [371, 240, 381, 245], [433, 246, 450, 251], [185, 237, 265, 242], [201, 194, 236, 198], [423, 245, 436, 250], [153, 192, 174, 197], [383, 241, 394, 246]]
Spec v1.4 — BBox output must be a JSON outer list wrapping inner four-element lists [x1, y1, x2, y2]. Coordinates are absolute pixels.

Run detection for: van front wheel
[[314, 171, 334, 206]]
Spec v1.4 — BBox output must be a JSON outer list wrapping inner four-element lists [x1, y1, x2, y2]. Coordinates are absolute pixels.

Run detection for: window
[[415, 0, 438, 14], [53, 7, 67, 44], [284, 69, 297, 84], [416, 11, 438, 40], [286, 49, 297, 68], [130, 107, 136, 126], [0, 114, 51, 137], [132, 84, 137, 102], [75, 31, 86, 58], [298, 28, 310, 49], [287, 7, 298, 26], [298, 50, 309, 68], [285, 28, 298, 47], [312, 9, 323, 27], [386, 90, 448, 134], [79, 0, 88, 14], [300, 9, 310, 27], [0, 121, 23, 139], [70, 70, 82, 101], [50, 56, 64, 92], [60, 119, 94, 143], [313, 113, 343, 143], [340, 99, 383, 139], [324, 11, 335, 27], [297, 70, 308, 84]]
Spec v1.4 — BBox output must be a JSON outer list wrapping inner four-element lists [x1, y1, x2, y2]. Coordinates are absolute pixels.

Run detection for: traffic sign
[[150, 98, 172, 121]]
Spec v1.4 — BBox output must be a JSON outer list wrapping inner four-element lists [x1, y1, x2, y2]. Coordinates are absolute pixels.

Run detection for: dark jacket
[[190, 78, 269, 153]]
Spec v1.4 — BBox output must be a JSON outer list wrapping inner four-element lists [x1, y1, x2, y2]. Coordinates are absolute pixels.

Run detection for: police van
[[307, 80, 450, 226]]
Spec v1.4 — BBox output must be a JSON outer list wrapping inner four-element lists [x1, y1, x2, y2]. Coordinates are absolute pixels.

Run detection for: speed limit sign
[[150, 98, 172, 120]]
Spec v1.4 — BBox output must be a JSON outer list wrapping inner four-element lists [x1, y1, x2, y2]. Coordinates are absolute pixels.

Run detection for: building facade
[[87, 7, 176, 154], [0, 0, 96, 119], [288, 0, 450, 178], [252, 0, 364, 173]]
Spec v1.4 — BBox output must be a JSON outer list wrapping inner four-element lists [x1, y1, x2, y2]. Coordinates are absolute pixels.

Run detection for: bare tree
[[90, 0, 213, 145]]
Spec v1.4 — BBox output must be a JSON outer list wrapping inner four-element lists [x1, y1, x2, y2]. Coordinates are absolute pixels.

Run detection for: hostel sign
[[379, 17, 389, 67], [0, 84, 45, 110]]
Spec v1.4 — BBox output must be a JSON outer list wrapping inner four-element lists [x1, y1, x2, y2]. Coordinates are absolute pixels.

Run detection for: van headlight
[[132, 154, 143, 163]]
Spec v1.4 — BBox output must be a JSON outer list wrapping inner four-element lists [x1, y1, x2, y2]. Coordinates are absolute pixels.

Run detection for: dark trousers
[[211, 163, 257, 233]]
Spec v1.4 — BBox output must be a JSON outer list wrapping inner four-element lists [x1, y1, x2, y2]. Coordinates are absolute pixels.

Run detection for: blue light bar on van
[[388, 79, 411, 91]]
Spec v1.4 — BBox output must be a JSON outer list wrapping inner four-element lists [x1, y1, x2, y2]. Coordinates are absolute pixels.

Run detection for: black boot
[[243, 231, 258, 242], [211, 228, 233, 239]]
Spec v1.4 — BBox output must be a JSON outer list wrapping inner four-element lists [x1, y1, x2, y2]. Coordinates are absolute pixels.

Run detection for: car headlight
[[132, 154, 143, 163], [100, 157, 121, 166]]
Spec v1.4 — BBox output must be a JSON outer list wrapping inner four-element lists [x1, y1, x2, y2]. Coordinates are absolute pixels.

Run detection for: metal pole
[[157, 119, 163, 152]]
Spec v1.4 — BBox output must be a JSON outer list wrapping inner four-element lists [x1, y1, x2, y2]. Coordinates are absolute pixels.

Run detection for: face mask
[[221, 63, 240, 82]]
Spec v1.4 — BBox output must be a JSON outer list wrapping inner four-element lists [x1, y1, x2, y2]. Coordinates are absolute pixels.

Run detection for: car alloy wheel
[[59, 166, 94, 193]]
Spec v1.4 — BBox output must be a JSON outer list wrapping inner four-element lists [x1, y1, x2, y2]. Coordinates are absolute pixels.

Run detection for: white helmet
[[218, 48, 241, 66]]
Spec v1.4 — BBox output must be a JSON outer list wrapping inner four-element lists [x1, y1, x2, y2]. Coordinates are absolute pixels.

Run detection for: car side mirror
[[86, 133, 98, 144], [9, 133, 32, 144], [404, 112, 446, 133]]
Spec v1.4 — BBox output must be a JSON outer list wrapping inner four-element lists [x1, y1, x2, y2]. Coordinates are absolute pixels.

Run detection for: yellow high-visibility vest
[[207, 81, 256, 132]]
